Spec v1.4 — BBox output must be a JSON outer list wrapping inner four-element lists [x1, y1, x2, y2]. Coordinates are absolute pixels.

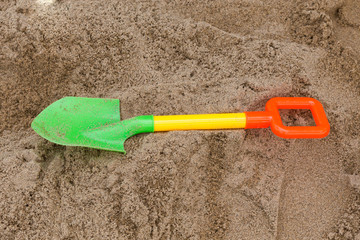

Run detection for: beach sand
[[0, 0, 359, 239]]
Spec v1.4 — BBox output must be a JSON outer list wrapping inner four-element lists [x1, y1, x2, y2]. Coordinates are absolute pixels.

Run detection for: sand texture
[[1, 0, 360, 239]]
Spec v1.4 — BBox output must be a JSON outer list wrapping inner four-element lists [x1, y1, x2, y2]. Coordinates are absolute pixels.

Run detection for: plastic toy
[[31, 97, 330, 153]]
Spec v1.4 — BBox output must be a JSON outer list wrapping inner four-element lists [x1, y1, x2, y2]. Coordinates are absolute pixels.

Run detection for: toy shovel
[[31, 97, 330, 153]]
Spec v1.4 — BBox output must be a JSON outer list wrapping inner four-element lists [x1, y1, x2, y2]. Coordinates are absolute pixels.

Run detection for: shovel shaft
[[153, 113, 246, 131], [153, 97, 331, 138]]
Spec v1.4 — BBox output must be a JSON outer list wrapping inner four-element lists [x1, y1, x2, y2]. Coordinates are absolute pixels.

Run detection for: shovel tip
[[31, 97, 153, 153]]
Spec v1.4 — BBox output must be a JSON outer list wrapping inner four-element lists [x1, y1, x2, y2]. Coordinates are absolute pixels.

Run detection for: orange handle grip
[[245, 97, 330, 138]]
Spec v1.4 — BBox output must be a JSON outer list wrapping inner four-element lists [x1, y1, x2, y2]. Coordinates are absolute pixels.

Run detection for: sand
[[0, 0, 359, 239]]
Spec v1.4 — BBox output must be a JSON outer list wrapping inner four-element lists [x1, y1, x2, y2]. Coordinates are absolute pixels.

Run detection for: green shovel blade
[[31, 97, 154, 153]]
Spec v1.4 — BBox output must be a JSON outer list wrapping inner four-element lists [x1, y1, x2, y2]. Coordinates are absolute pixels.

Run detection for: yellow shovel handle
[[153, 113, 246, 131]]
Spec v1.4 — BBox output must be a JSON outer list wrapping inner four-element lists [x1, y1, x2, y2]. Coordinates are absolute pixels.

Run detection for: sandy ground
[[1, 0, 360, 239]]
